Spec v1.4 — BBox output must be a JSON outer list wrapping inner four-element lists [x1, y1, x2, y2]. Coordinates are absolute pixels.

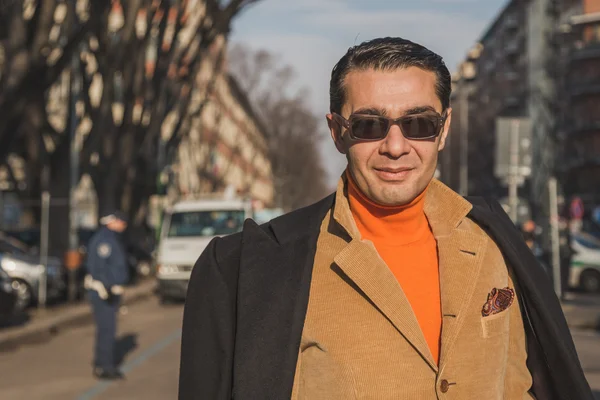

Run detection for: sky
[[229, 0, 508, 187]]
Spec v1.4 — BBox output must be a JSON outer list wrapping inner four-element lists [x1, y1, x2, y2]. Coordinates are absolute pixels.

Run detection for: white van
[[156, 198, 252, 302]]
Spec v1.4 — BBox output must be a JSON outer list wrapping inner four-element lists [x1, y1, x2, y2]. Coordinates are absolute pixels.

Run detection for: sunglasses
[[332, 110, 447, 141]]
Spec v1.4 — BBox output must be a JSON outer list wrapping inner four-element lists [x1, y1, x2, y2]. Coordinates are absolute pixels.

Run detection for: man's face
[[108, 219, 128, 233], [328, 67, 451, 206]]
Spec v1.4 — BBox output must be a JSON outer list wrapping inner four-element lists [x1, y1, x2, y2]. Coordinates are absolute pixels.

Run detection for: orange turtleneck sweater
[[347, 172, 442, 364]]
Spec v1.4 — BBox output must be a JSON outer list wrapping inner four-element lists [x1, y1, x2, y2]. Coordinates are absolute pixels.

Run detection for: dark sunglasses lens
[[400, 115, 439, 139], [351, 117, 389, 140]]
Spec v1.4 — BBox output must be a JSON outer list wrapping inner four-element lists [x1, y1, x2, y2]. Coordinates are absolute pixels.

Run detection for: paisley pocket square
[[482, 287, 515, 317]]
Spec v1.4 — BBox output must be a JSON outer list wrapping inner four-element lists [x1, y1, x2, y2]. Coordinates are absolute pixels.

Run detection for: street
[[1, 293, 600, 399], [574, 329, 600, 399], [0, 297, 183, 400]]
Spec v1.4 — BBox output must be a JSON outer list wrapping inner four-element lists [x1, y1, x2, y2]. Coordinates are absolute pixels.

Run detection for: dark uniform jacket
[[179, 194, 593, 400], [86, 227, 130, 290]]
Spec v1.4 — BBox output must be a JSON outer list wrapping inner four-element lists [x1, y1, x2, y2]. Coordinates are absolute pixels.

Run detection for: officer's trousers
[[89, 290, 121, 370]]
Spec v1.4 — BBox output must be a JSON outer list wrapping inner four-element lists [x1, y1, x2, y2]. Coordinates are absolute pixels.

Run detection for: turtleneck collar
[[346, 170, 431, 246]]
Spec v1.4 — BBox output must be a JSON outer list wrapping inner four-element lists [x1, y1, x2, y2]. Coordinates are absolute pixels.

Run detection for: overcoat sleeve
[[179, 237, 238, 400]]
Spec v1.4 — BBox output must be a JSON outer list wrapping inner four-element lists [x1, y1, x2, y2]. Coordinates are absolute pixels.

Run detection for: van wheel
[[580, 270, 600, 293], [159, 294, 173, 305]]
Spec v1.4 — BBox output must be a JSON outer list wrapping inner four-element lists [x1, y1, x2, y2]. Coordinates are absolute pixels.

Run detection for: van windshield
[[167, 210, 245, 237]]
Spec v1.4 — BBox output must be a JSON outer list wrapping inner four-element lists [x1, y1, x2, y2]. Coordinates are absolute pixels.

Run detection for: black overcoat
[[179, 194, 593, 400]]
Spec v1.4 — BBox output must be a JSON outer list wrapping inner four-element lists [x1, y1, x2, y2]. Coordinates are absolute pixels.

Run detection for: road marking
[[76, 329, 182, 400]]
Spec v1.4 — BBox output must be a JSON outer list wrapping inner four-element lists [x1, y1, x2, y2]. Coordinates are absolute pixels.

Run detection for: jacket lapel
[[334, 239, 438, 371], [332, 178, 491, 372], [233, 194, 334, 400], [424, 180, 487, 369], [436, 230, 487, 368], [330, 176, 437, 370]]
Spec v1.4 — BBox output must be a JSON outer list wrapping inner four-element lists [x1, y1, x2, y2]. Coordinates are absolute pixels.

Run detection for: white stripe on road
[[76, 329, 182, 400]]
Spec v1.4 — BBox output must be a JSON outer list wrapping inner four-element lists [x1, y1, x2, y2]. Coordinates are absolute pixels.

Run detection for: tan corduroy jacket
[[291, 177, 533, 400]]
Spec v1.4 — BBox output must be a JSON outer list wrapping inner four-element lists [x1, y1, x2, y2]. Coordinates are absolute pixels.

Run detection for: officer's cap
[[100, 210, 129, 225]]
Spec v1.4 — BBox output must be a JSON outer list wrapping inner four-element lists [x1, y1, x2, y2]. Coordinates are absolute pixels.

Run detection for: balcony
[[503, 95, 520, 107], [503, 15, 519, 31], [562, 153, 600, 171], [503, 70, 520, 82], [563, 120, 600, 136], [570, 41, 600, 63], [501, 84, 528, 111], [504, 37, 523, 56], [569, 80, 600, 97]]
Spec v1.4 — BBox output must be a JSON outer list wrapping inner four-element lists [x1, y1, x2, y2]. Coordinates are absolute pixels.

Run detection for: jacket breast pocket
[[481, 309, 510, 339]]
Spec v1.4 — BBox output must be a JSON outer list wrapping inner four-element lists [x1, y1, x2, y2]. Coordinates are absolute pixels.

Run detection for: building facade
[[172, 37, 274, 207], [559, 0, 600, 207], [443, 0, 600, 216], [441, 46, 479, 195], [441, 0, 530, 200]]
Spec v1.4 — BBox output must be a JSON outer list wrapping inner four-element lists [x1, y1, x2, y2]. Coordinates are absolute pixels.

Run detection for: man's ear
[[437, 108, 452, 151], [327, 114, 347, 154]]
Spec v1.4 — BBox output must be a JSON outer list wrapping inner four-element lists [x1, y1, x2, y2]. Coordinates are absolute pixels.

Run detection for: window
[[167, 210, 245, 237]]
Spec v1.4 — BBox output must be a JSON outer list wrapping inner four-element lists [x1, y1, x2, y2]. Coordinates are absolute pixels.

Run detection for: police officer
[[84, 210, 130, 380]]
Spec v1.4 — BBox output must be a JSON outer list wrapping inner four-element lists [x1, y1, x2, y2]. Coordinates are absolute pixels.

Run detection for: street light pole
[[508, 119, 521, 222], [548, 177, 562, 299], [67, 51, 81, 302], [459, 83, 470, 196], [39, 167, 51, 309]]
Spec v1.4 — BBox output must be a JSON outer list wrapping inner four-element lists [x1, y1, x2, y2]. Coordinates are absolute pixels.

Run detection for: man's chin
[[370, 187, 418, 207], [379, 175, 429, 205]]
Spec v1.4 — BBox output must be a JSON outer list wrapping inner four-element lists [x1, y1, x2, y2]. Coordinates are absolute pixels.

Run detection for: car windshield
[[575, 235, 600, 250], [167, 210, 245, 237], [0, 238, 29, 255]]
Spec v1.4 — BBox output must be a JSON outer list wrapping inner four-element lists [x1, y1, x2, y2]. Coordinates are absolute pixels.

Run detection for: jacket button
[[440, 379, 450, 393]]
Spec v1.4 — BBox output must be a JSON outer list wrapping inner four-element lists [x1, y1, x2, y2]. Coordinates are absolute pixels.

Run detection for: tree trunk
[[47, 137, 71, 258]]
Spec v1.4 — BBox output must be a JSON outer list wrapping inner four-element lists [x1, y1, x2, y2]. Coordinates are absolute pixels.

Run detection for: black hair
[[329, 37, 451, 114]]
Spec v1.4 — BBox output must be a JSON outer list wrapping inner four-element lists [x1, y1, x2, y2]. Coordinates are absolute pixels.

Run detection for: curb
[[0, 281, 157, 352]]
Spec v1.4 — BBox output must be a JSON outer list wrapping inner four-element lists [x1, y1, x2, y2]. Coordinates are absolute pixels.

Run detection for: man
[[521, 219, 537, 251], [179, 38, 592, 399], [85, 210, 130, 380]]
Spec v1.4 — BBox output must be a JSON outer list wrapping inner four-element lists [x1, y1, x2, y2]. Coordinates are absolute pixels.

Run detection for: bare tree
[[229, 44, 329, 211], [0, 0, 260, 256]]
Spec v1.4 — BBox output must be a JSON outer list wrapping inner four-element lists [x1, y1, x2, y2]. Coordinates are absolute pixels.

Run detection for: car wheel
[[580, 270, 600, 293], [11, 279, 32, 312]]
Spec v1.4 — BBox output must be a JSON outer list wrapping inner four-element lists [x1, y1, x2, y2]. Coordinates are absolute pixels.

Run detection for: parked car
[[4, 228, 40, 250], [0, 265, 17, 317], [0, 234, 64, 311], [569, 232, 600, 293]]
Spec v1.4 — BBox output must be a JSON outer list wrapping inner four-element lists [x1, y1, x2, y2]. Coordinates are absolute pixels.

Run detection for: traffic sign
[[494, 117, 532, 183], [570, 196, 584, 220]]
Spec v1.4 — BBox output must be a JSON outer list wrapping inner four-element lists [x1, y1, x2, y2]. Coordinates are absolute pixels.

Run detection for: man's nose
[[379, 124, 411, 159]]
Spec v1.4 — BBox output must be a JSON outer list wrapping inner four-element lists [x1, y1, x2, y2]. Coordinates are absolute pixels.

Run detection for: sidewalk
[[0, 279, 157, 352]]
